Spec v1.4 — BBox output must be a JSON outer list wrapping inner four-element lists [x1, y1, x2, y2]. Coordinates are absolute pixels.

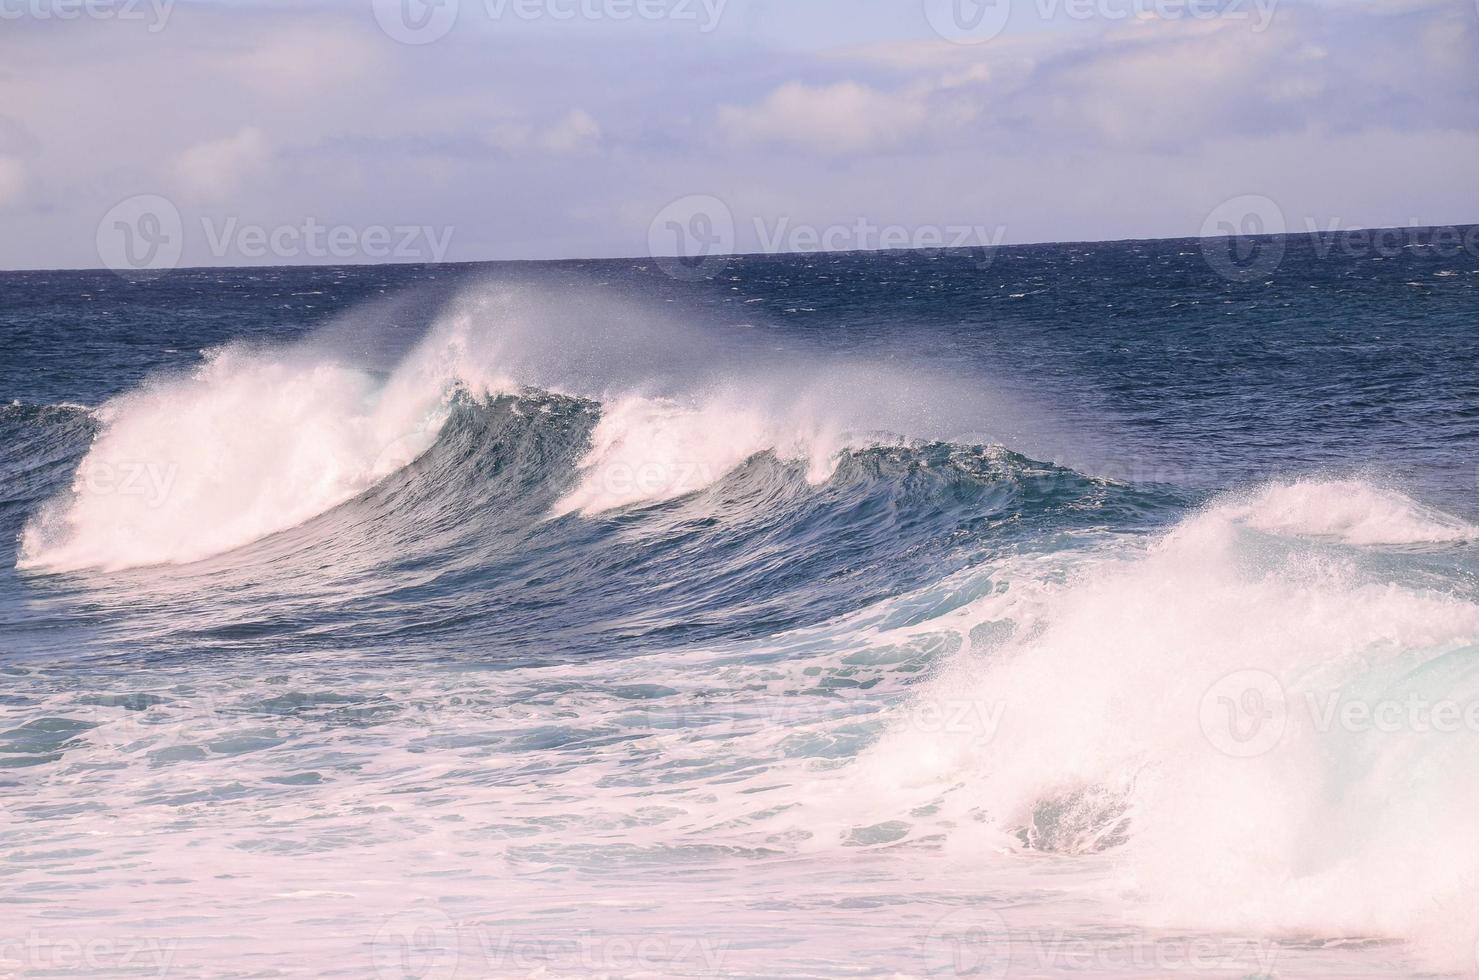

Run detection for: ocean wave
[[14, 281, 1049, 573], [844, 481, 1479, 970], [17, 343, 456, 572], [1226, 477, 1476, 545]]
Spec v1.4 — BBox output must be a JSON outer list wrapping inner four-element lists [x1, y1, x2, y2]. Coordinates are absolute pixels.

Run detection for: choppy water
[[2, 232, 1477, 978]]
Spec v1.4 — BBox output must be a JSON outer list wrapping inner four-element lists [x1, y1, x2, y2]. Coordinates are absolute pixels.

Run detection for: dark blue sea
[[1, 230, 1476, 977]]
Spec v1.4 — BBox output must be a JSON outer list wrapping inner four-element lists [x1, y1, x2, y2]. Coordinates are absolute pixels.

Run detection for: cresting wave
[[16, 281, 1027, 573], [837, 482, 1479, 971], [9, 276, 1478, 973]]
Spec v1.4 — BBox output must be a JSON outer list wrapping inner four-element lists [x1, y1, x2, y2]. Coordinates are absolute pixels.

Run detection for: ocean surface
[[1, 230, 1477, 978]]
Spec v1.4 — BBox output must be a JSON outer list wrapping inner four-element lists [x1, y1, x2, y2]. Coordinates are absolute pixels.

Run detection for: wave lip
[[16, 279, 1046, 574], [547, 392, 858, 518], [17, 344, 454, 573], [1226, 478, 1476, 546]]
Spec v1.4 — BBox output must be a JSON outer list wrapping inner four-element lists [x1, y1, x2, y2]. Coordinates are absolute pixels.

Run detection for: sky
[[1, 0, 1476, 269]]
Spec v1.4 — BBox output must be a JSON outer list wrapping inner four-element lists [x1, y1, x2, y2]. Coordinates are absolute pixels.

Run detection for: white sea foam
[[18, 343, 456, 572], [547, 392, 848, 516], [1229, 477, 1476, 545], [9, 472, 1476, 974], [845, 481, 1479, 971], [18, 279, 1036, 571]]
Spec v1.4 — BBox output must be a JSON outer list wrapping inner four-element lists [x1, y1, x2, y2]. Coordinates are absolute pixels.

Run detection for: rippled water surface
[[2, 234, 1477, 977]]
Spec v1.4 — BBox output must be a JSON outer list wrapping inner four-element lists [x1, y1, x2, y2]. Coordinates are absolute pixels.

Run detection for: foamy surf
[[17, 281, 1030, 572], [846, 481, 1479, 971], [17, 344, 454, 571], [4, 252, 1475, 979], [1229, 477, 1477, 546]]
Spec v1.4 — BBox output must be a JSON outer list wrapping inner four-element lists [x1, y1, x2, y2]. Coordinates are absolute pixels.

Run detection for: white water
[[1232, 477, 1477, 545], [846, 483, 1479, 973], [18, 344, 455, 571], [8, 475, 1477, 975], [18, 281, 1029, 572], [12, 279, 1478, 976]]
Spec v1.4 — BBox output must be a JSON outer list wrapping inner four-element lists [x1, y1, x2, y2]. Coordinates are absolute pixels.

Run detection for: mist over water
[[1, 239, 1476, 977]]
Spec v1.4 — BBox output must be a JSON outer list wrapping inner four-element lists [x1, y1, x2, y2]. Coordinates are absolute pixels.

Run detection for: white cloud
[[172, 127, 272, 202], [0, 156, 25, 207], [227, 27, 382, 97], [0, 1, 1475, 269], [718, 81, 928, 154], [488, 109, 603, 154]]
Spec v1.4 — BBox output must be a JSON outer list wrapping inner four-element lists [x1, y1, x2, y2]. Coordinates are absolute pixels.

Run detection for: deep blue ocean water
[[1, 231, 1476, 977]]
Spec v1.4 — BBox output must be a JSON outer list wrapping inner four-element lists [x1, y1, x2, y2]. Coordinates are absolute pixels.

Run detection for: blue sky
[[1, 0, 1476, 268]]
